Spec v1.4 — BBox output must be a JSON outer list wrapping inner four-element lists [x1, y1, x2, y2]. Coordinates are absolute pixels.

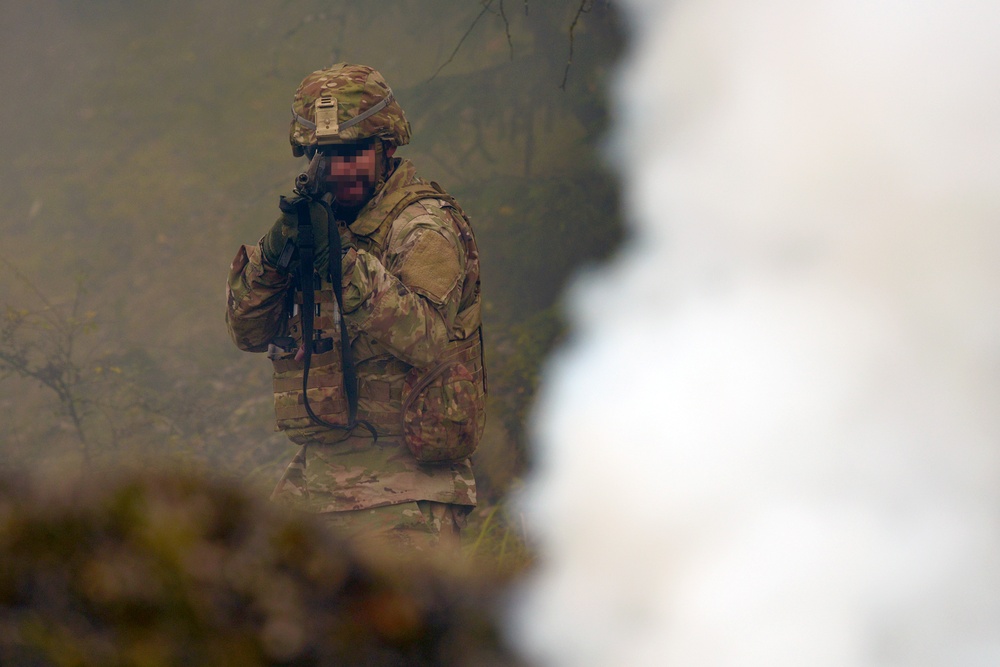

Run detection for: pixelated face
[[317, 141, 378, 207]]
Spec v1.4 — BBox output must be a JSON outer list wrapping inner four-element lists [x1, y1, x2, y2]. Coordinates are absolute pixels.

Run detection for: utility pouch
[[400, 335, 486, 464], [270, 297, 350, 432]]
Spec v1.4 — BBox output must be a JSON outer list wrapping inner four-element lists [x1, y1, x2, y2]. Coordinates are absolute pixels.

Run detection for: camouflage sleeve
[[341, 206, 464, 368], [225, 241, 291, 353]]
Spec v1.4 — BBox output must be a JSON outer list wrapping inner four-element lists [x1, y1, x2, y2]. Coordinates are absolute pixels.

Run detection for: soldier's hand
[[260, 209, 295, 267], [260, 196, 331, 272]]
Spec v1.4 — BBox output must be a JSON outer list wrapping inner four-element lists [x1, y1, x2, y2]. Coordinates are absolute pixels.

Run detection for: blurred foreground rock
[[0, 471, 524, 666]]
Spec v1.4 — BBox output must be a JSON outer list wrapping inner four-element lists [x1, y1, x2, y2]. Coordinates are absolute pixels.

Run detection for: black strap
[[317, 197, 377, 439], [294, 197, 376, 440]]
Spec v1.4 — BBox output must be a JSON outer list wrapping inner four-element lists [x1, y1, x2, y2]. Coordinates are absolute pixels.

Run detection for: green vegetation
[[0, 1, 624, 570]]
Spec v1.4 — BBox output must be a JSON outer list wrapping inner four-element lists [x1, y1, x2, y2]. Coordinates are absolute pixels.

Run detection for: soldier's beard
[[329, 177, 373, 210], [320, 152, 385, 213]]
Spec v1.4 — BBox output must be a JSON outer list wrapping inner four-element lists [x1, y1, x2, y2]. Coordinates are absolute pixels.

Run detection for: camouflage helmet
[[289, 63, 411, 156]]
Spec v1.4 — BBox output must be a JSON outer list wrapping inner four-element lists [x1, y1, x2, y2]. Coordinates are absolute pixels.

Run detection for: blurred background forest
[[0, 0, 624, 518]]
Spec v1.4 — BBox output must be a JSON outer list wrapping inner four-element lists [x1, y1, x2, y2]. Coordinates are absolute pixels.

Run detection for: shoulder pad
[[399, 228, 462, 304]]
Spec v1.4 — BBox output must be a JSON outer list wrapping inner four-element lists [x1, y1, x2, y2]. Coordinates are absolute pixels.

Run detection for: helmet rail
[[292, 90, 397, 143]]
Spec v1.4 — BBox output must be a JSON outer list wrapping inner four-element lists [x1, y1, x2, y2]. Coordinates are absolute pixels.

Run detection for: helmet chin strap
[[373, 140, 388, 191]]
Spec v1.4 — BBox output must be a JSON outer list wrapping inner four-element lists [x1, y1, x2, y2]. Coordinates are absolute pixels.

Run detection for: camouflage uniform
[[225, 65, 485, 551]]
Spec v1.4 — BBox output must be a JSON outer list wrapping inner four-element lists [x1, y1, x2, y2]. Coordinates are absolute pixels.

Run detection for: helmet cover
[[289, 63, 411, 155]]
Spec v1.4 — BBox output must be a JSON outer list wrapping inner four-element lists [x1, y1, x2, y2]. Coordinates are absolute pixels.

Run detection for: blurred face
[[316, 141, 393, 208]]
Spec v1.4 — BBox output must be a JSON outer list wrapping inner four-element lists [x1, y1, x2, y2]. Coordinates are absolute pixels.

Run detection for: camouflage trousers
[[317, 501, 467, 552], [270, 441, 471, 553]]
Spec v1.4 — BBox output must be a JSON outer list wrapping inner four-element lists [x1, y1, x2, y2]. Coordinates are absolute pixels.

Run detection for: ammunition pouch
[[270, 294, 350, 432]]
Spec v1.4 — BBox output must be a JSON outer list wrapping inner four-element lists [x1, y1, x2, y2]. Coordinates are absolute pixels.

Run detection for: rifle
[[282, 144, 375, 439], [295, 150, 324, 197]]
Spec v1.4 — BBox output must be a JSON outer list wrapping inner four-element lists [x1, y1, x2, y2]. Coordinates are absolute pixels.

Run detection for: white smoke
[[512, 1, 1000, 665]]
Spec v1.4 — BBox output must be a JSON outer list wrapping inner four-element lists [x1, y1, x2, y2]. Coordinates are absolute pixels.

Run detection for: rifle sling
[[293, 197, 375, 439]]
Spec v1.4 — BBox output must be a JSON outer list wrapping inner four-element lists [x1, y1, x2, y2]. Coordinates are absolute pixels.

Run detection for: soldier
[[226, 64, 486, 552]]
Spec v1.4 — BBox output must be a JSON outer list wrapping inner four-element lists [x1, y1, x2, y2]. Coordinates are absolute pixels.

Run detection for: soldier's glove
[[260, 196, 336, 275]]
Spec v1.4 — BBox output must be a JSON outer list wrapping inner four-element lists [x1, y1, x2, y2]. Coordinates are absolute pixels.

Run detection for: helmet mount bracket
[[314, 97, 340, 144]]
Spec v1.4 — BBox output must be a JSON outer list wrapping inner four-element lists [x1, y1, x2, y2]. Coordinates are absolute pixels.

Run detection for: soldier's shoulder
[[391, 183, 460, 238]]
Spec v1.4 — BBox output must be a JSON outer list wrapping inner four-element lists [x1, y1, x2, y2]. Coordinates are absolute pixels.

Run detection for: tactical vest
[[268, 181, 486, 460]]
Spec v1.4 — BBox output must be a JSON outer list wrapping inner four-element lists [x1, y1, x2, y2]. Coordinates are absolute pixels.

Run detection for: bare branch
[[499, 0, 514, 61], [560, 0, 593, 90], [0, 258, 102, 467], [0, 255, 66, 335], [427, 0, 497, 83]]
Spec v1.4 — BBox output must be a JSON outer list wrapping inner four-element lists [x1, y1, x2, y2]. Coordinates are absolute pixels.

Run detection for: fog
[[4, 0, 999, 662], [515, 0, 1000, 664], [0, 1, 622, 497]]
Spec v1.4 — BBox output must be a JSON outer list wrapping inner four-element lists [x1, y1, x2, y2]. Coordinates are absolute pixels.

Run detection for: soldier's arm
[[341, 207, 464, 368], [225, 242, 291, 352]]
